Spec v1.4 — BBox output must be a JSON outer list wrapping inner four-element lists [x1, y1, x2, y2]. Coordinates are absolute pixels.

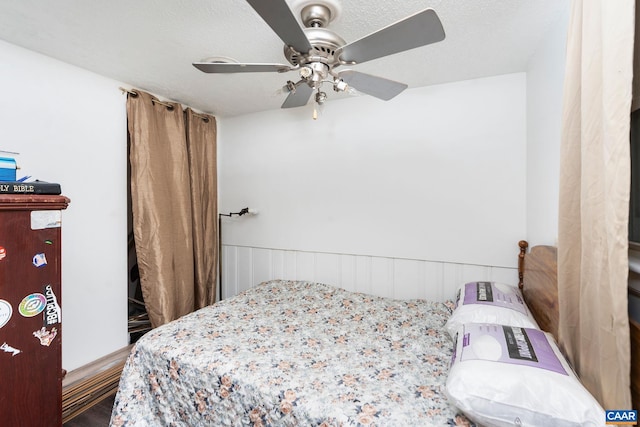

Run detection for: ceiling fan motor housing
[[284, 27, 345, 70]]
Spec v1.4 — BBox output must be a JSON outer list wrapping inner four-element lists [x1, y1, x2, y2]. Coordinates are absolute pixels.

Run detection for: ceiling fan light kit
[[193, 0, 445, 118]]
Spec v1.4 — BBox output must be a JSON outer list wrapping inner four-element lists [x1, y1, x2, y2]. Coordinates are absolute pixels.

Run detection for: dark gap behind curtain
[[634, 0, 640, 112], [127, 90, 218, 328], [629, 0, 640, 241], [631, 1, 640, 241], [630, 111, 640, 242]]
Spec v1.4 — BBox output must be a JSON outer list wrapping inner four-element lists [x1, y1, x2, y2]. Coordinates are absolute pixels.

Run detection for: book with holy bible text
[[0, 181, 61, 195]]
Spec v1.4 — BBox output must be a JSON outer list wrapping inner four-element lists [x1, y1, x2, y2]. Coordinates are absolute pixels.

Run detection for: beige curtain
[[186, 108, 218, 308], [128, 91, 218, 327], [557, 0, 635, 410]]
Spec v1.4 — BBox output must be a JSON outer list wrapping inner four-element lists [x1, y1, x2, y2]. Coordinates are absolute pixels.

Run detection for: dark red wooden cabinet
[[0, 195, 69, 427]]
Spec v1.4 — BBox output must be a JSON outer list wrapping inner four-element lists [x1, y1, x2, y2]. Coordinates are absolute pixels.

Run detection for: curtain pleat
[[185, 108, 218, 309], [557, 0, 634, 410], [127, 91, 196, 328]]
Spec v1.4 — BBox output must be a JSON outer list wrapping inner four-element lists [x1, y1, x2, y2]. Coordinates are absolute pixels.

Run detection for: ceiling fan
[[193, 0, 445, 112]]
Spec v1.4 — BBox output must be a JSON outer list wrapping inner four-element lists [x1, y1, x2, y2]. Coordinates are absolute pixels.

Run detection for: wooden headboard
[[517, 240, 640, 409], [517, 240, 559, 340]]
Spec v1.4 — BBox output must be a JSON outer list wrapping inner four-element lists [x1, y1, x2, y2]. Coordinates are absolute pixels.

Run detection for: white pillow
[[444, 281, 538, 339], [446, 323, 605, 427]]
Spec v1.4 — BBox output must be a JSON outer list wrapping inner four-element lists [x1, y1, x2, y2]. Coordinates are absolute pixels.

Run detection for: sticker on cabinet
[[18, 293, 46, 317], [30, 210, 62, 230], [0, 342, 21, 356], [32, 253, 47, 268], [43, 285, 61, 326], [33, 327, 57, 346], [0, 300, 12, 328]]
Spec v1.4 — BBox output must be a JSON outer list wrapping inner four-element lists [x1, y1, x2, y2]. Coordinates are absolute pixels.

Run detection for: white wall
[[219, 73, 528, 298], [0, 40, 128, 371], [525, 4, 570, 246]]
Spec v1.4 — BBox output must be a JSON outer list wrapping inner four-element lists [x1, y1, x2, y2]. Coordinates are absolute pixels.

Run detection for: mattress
[[110, 280, 471, 426]]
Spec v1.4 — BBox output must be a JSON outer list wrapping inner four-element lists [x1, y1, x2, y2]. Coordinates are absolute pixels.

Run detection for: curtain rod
[[119, 87, 213, 122]]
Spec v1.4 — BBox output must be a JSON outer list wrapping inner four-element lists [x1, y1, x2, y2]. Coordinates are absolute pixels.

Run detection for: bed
[[109, 280, 470, 426], [109, 242, 609, 426]]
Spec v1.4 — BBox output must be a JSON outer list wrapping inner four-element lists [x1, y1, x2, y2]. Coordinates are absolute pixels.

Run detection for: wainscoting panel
[[221, 245, 518, 302]]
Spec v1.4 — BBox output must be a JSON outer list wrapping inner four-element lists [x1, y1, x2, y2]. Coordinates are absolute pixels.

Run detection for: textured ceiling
[[0, 0, 567, 117]]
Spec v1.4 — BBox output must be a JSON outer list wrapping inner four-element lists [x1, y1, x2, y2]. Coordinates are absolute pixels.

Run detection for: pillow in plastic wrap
[[446, 323, 604, 427], [445, 281, 538, 338]]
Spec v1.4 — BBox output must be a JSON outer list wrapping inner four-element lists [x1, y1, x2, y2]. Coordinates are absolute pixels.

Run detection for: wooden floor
[[63, 394, 115, 427]]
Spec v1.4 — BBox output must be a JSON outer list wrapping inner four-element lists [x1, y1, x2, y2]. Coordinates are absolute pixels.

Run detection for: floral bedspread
[[110, 280, 472, 426]]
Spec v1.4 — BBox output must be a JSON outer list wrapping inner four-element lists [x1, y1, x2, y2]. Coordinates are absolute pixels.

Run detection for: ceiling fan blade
[[338, 70, 408, 101], [193, 62, 292, 73], [338, 8, 445, 65], [281, 84, 313, 109], [245, 0, 312, 54]]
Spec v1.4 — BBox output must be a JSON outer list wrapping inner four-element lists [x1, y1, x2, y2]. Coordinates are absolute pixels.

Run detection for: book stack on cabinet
[[0, 194, 70, 427]]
